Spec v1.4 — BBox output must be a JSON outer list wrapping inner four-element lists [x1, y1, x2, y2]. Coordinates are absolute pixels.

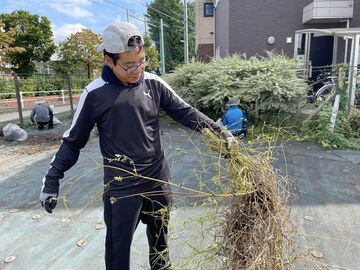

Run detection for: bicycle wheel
[[315, 84, 336, 102]]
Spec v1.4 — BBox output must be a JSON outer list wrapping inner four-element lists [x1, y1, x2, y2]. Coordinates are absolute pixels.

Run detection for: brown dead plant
[[203, 128, 294, 270]]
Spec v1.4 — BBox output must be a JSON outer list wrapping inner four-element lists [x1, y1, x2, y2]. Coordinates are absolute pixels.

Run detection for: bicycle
[[355, 83, 360, 107], [300, 73, 336, 108], [313, 76, 336, 102]]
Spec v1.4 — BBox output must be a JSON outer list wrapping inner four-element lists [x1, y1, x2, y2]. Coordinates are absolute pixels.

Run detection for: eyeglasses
[[118, 57, 149, 73]]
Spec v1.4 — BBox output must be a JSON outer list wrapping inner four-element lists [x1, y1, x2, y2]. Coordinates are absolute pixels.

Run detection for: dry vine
[[202, 128, 295, 270]]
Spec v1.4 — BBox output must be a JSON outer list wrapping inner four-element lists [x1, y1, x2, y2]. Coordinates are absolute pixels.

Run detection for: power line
[[90, 0, 188, 31], [144, 13, 194, 31], [128, 13, 160, 29], [88, 0, 127, 16], [133, 0, 192, 26], [133, 0, 182, 22], [89, 0, 193, 35], [91, 0, 194, 31], [88, 0, 145, 25], [102, 0, 137, 14]]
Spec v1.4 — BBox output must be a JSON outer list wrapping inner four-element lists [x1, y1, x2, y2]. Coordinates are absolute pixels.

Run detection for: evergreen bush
[[164, 52, 307, 118]]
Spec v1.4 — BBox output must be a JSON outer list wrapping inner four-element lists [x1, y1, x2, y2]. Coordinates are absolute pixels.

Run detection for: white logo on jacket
[[144, 89, 152, 99]]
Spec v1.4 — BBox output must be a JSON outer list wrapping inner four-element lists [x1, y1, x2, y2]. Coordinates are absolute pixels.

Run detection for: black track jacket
[[41, 66, 223, 196]]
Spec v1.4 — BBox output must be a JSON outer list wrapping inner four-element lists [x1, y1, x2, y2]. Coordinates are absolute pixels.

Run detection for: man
[[39, 21, 236, 270], [222, 97, 248, 137], [30, 97, 54, 130]]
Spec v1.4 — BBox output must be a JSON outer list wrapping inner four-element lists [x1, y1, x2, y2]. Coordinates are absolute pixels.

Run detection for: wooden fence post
[[66, 73, 75, 115], [61, 89, 65, 104], [255, 96, 260, 124], [336, 66, 347, 111], [13, 73, 24, 125]]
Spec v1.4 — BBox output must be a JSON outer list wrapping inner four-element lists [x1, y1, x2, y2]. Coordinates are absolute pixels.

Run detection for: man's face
[[106, 48, 146, 85]]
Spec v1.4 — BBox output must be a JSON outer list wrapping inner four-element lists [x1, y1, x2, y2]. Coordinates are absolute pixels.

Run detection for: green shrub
[[305, 104, 360, 150], [0, 74, 90, 98], [0, 78, 16, 98], [337, 109, 360, 139], [12, 75, 66, 96], [164, 52, 307, 119], [71, 76, 92, 89]]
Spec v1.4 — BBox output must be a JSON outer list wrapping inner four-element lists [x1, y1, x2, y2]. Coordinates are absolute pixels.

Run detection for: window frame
[[204, 2, 214, 17]]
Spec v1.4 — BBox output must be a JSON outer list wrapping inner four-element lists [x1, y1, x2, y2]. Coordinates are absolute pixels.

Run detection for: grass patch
[[246, 111, 360, 150]]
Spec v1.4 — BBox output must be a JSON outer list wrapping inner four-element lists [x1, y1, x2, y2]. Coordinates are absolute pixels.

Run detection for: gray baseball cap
[[227, 97, 240, 107], [97, 21, 144, 54]]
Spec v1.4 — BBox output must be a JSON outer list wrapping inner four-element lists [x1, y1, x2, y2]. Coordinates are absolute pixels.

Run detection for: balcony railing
[[303, 0, 354, 24]]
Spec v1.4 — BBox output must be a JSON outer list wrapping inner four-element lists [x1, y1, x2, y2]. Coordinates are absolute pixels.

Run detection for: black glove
[[40, 192, 58, 213]]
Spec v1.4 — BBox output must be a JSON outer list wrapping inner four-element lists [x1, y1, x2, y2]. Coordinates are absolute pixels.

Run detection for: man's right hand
[[39, 192, 58, 213]]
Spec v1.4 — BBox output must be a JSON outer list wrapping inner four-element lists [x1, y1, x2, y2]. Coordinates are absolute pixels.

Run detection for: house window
[[297, 34, 306, 55], [204, 3, 214, 17]]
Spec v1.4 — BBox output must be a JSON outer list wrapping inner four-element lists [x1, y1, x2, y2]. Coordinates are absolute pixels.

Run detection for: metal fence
[[0, 73, 90, 124], [0, 89, 82, 110]]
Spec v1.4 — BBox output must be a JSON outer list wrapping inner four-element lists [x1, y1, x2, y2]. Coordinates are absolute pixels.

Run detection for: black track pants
[[103, 185, 172, 270]]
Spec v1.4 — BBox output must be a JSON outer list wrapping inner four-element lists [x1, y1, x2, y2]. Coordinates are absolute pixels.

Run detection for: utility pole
[[159, 18, 165, 74], [183, 0, 189, 64], [126, 9, 130, 22], [144, 17, 148, 35]]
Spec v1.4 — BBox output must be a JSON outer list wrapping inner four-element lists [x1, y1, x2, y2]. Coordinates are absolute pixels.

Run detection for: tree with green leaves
[[144, 35, 160, 72], [187, 2, 196, 61], [56, 29, 103, 79], [146, 0, 195, 72], [0, 10, 56, 75], [0, 21, 25, 71]]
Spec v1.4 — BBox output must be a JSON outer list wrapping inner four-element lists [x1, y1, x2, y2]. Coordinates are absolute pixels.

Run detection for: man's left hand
[[40, 192, 58, 214], [226, 135, 239, 149]]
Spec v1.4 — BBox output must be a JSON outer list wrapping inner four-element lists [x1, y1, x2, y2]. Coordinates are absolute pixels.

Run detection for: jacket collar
[[101, 65, 144, 88]]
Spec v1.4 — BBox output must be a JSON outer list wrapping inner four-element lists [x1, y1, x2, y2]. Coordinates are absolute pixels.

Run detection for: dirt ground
[[0, 120, 100, 159], [0, 122, 73, 178], [1, 132, 63, 154]]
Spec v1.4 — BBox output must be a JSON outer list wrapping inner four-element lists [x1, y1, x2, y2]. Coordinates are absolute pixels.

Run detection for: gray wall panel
[[215, 0, 229, 57], [215, 0, 360, 58], [351, 0, 360, 26]]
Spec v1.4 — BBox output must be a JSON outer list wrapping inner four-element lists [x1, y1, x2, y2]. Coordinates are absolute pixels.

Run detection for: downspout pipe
[[213, 0, 217, 58], [340, 19, 350, 63], [213, 0, 222, 58]]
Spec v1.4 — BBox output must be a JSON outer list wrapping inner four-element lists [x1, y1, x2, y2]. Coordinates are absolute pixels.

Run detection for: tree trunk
[[87, 62, 91, 79]]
